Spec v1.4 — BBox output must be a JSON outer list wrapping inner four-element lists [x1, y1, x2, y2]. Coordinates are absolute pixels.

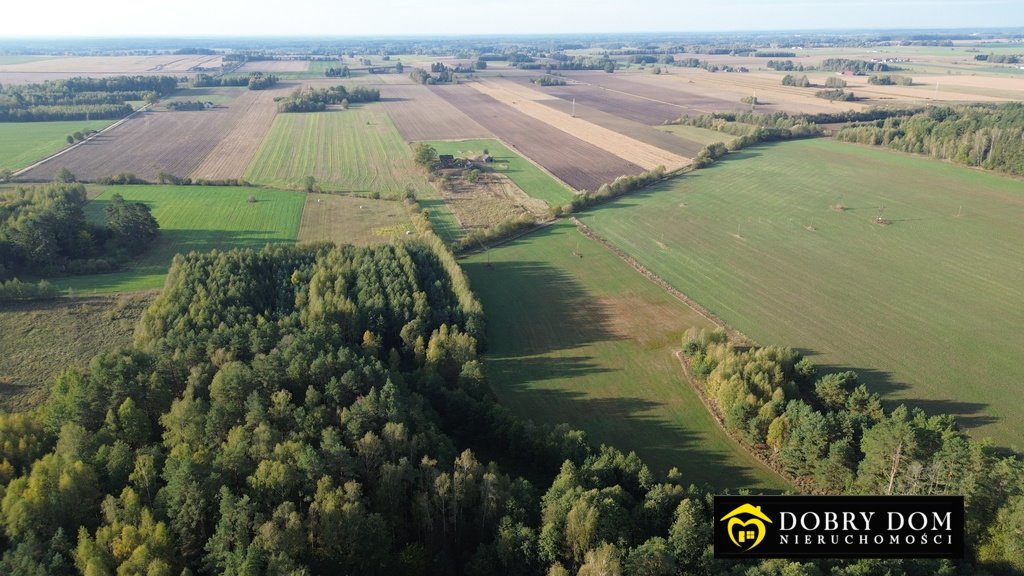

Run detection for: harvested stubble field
[[189, 83, 295, 180], [236, 60, 310, 73], [578, 138, 1024, 448], [462, 220, 787, 490], [20, 108, 239, 182], [434, 84, 644, 192], [53, 185, 305, 293], [0, 293, 154, 412], [467, 79, 689, 171], [426, 139, 574, 206], [534, 96, 704, 158], [0, 54, 222, 74], [0, 119, 115, 171], [565, 71, 751, 115], [378, 82, 491, 141], [298, 194, 412, 246]]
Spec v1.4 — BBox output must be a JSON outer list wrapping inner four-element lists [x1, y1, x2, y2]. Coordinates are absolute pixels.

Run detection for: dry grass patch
[[437, 171, 547, 230], [0, 293, 155, 412], [297, 193, 412, 246]]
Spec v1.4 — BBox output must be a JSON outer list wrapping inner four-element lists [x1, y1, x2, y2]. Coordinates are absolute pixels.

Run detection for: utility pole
[[571, 98, 576, 117]]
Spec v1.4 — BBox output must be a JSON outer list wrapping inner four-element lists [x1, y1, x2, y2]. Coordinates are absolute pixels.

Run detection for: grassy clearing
[[244, 104, 463, 244], [426, 139, 575, 206], [53, 185, 305, 293], [298, 193, 412, 246], [0, 293, 154, 412], [656, 124, 736, 147], [579, 138, 1024, 449], [0, 120, 116, 171], [462, 220, 788, 490]]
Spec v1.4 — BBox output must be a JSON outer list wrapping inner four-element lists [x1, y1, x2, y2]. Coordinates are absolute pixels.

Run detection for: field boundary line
[[12, 104, 151, 178], [571, 216, 754, 346], [674, 349, 793, 489]]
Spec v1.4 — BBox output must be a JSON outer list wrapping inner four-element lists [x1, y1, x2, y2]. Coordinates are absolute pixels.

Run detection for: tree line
[[0, 182, 158, 280], [166, 100, 213, 111], [0, 75, 177, 122], [276, 85, 380, 113], [684, 329, 1023, 571], [867, 74, 914, 86], [192, 73, 278, 90], [835, 103, 1024, 176], [820, 58, 897, 74]]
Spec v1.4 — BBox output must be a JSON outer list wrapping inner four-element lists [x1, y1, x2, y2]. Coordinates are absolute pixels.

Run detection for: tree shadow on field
[[462, 258, 622, 356], [379, 96, 409, 102], [491, 380, 786, 491], [799, 348, 998, 435]]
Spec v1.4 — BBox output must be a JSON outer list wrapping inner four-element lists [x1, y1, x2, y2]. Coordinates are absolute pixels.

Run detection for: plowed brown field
[[379, 83, 491, 141], [190, 84, 293, 180], [434, 84, 644, 192]]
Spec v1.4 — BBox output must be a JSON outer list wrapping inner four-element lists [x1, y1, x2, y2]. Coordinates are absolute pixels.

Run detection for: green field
[[244, 104, 463, 244], [579, 138, 1024, 449], [244, 105, 433, 195], [463, 220, 788, 490], [161, 86, 244, 107], [0, 120, 116, 171], [298, 193, 412, 246], [426, 139, 575, 206], [54, 185, 305, 293], [0, 293, 153, 411]]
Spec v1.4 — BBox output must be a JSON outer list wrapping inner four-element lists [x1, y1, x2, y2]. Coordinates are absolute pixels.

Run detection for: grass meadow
[[297, 193, 412, 246], [0, 120, 116, 171], [426, 139, 577, 206], [244, 104, 463, 244], [54, 185, 305, 293], [578, 138, 1024, 449], [463, 220, 788, 490], [0, 293, 154, 411]]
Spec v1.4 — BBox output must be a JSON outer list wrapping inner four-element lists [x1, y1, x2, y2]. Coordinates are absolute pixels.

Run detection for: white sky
[[4, 0, 1023, 37]]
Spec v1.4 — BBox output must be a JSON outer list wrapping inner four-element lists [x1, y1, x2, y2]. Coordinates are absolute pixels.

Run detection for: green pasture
[[54, 185, 304, 293], [578, 138, 1024, 449], [463, 220, 789, 490], [244, 104, 462, 243], [0, 120, 116, 171]]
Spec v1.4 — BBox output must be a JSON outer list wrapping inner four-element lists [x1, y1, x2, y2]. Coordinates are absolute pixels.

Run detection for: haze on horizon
[[5, 0, 1024, 38]]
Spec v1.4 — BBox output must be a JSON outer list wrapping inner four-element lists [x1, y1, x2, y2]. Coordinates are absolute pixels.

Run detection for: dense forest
[[0, 218, 1017, 572], [0, 183, 158, 280], [684, 330, 1024, 572], [0, 76, 177, 122], [835, 103, 1024, 176]]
